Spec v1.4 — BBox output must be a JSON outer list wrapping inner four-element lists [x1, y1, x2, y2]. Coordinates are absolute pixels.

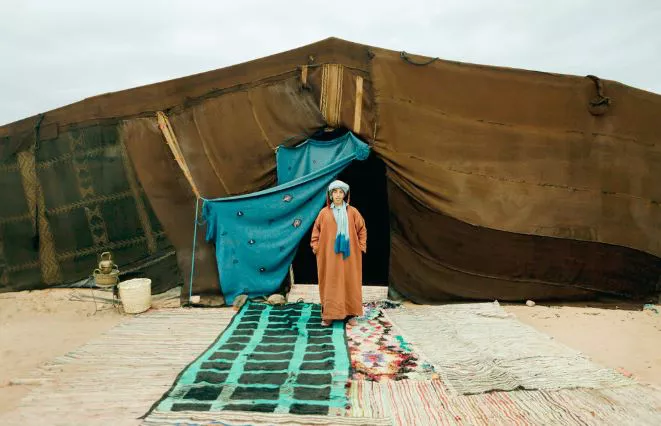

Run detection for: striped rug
[[286, 284, 388, 304], [0, 308, 235, 426], [347, 379, 661, 425]]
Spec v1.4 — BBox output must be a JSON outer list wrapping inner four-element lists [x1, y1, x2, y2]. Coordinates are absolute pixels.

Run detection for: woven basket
[[93, 269, 119, 287], [118, 278, 152, 314]]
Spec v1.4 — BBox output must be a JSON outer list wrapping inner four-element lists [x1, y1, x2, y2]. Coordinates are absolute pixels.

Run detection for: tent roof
[[1, 36, 655, 140]]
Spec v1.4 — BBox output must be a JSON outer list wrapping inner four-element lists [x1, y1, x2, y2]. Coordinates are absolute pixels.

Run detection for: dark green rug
[[146, 301, 350, 416]]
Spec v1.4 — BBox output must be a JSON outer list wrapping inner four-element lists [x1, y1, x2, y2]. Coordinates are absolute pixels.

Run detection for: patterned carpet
[[347, 302, 437, 381]]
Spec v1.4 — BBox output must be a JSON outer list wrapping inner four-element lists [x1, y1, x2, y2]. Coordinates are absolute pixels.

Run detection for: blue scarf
[[331, 201, 350, 259]]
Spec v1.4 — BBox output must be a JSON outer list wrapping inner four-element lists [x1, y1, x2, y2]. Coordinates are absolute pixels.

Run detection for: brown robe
[[310, 205, 367, 321]]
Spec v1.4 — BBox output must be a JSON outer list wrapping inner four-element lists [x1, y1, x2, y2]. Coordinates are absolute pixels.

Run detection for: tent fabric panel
[[389, 232, 597, 302], [373, 98, 661, 202], [168, 77, 325, 199], [119, 118, 217, 297], [369, 46, 661, 141], [370, 48, 661, 258], [304, 65, 376, 140], [386, 181, 661, 302], [0, 123, 180, 293], [379, 149, 661, 258]]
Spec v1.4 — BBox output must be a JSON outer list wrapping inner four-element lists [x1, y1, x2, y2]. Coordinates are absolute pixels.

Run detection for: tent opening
[[291, 129, 390, 286]]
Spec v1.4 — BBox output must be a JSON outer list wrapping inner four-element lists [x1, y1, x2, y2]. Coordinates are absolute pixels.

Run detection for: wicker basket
[[93, 268, 119, 287], [118, 278, 152, 314]]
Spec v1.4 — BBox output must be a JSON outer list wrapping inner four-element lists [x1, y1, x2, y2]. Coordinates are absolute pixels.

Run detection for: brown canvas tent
[[1, 37, 660, 303]]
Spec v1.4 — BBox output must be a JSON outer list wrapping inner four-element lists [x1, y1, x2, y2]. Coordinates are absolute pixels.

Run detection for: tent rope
[[400, 51, 439, 66], [34, 113, 45, 149], [189, 197, 201, 303], [586, 75, 612, 107], [585, 75, 612, 116], [31, 114, 45, 250]]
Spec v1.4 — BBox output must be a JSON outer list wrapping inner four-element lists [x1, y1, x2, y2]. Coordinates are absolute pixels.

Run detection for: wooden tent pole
[[156, 111, 201, 198]]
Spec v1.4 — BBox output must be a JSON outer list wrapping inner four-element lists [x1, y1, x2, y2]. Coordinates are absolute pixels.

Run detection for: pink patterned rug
[[347, 302, 437, 382]]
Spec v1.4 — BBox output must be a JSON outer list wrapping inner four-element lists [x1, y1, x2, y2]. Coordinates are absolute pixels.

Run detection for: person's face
[[331, 188, 345, 205]]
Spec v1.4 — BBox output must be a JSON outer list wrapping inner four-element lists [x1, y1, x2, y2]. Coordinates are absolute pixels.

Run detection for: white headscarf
[[328, 180, 349, 195]]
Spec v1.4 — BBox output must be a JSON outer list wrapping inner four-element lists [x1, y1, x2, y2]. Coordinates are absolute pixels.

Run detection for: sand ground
[[504, 301, 661, 386], [0, 289, 124, 414], [1, 289, 659, 415]]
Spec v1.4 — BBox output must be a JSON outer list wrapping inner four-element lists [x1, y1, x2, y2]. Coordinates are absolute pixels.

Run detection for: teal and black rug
[[145, 301, 350, 416]]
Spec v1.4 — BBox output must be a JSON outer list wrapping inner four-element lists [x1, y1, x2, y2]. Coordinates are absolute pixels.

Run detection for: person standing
[[310, 180, 367, 326]]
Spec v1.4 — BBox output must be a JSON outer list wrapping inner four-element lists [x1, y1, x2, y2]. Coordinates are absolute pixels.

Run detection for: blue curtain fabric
[[203, 133, 369, 304]]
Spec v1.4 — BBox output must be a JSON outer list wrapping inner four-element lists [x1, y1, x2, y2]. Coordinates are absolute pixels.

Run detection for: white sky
[[1, 0, 660, 125]]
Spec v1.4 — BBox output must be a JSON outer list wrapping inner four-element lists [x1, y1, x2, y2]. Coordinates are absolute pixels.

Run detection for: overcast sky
[[1, 0, 660, 126]]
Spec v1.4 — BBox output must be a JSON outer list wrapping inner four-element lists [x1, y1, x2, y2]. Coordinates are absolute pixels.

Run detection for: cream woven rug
[[386, 301, 634, 395], [287, 283, 388, 304], [0, 308, 235, 426]]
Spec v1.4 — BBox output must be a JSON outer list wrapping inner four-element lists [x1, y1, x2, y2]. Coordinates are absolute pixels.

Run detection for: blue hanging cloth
[[203, 132, 370, 304]]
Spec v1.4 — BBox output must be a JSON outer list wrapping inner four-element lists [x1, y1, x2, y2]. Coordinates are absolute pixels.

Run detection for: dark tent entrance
[[291, 130, 390, 286]]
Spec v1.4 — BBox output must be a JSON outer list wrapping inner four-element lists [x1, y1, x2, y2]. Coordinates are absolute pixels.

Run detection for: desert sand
[[0, 289, 124, 414], [1, 288, 659, 415], [504, 301, 661, 386]]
